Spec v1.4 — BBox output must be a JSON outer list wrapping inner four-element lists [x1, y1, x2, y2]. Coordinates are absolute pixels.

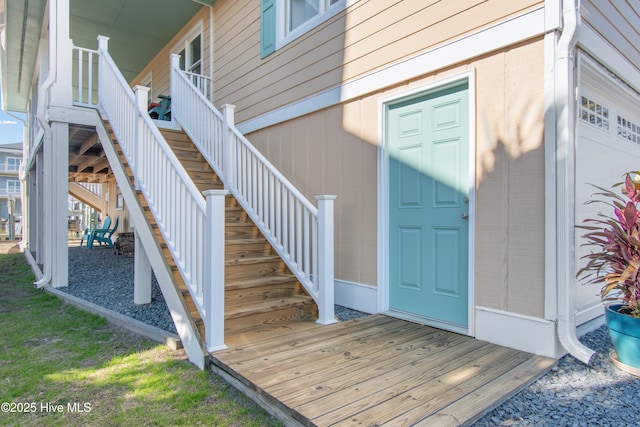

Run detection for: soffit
[[2, 0, 212, 112]]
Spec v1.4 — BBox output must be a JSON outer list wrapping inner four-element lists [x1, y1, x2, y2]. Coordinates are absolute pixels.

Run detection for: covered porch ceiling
[[1, 0, 214, 112]]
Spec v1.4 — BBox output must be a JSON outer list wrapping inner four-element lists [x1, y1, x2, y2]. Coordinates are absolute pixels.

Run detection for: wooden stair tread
[[226, 255, 282, 266], [225, 237, 269, 244], [225, 273, 298, 291], [225, 295, 314, 319]]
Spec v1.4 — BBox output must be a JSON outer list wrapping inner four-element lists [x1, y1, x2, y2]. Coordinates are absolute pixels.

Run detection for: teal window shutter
[[261, 0, 276, 58]]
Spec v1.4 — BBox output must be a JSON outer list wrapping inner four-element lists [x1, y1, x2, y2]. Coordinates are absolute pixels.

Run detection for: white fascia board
[[237, 7, 545, 134]]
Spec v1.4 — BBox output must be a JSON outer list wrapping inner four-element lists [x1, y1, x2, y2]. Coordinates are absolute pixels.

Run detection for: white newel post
[[97, 36, 109, 105], [316, 195, 337, 325], [134, 85, 150, 189], [221, 104, 236, 190], [170, 54, 180, 116], [134, 232, 152, 305], [203, 189, 229, 352]]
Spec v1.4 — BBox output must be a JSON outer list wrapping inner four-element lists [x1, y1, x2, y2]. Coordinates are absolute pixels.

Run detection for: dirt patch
[[0, 241, 21, 254]]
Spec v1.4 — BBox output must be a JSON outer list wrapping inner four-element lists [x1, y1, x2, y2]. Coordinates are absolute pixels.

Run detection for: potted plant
[[578, 172, 640, 372]]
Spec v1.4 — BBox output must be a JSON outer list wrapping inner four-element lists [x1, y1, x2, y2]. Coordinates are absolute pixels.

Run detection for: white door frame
[[377, 70, 477, 336]]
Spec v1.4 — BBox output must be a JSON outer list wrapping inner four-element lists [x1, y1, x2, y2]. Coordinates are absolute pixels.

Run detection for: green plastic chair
[[87, 217, 119, 249], [81, 216, 111, 247], [148, 94, 171, 121]]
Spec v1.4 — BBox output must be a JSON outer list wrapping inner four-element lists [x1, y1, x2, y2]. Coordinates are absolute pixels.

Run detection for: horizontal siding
[[581, 0, 640, 73], [212, 0, 543, 123]]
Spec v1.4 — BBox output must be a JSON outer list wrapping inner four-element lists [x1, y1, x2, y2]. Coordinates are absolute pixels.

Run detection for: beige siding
[[582, 0, 640, 74], [473, 40, 546, 318], [130, 7, 211, 102], [248, 38, 546, 318], [212, 0, 543, 123]]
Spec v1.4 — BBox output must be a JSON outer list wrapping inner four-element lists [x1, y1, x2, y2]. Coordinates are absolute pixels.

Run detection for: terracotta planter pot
[[605, 304, 640, 369]]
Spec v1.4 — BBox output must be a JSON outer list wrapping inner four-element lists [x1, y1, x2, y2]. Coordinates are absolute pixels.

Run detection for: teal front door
[[388, 83, 470, 330]]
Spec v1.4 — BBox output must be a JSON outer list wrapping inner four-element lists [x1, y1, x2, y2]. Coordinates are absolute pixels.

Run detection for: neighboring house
[[1, 0, 639, 370], [0, 142, 23, 238]]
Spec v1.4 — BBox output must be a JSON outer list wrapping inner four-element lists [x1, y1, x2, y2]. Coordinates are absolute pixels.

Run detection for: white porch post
[[49, 122, 69, 287], [221, 104, 236, 190], [133, 85, 150, 189], [27, 168, 38, 252], [49, 0, 73, 107], [170, 54, 180, 113], [203, 189, 228, 352], [316, 195, 337, 325], [134, 232, 152, 305], [35, 151, 45, 264]]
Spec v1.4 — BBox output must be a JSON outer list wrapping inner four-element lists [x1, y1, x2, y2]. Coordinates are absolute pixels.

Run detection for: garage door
[[575, 56, 640, 324]]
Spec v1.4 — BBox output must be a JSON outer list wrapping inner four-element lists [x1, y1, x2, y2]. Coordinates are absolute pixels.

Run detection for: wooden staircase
[[107, 123, 318, 345]]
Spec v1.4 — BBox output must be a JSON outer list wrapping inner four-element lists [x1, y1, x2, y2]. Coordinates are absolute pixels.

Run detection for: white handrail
[[171, 58, 334, 315], [96, 39, 208, 322]]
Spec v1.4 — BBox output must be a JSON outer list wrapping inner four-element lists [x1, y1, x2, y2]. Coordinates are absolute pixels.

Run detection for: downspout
[[33, 0, 58, 288], [555, 0, 595, 364]]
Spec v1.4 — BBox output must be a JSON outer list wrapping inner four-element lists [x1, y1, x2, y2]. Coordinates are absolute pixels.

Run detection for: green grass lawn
[[0, 251, 282, 426]]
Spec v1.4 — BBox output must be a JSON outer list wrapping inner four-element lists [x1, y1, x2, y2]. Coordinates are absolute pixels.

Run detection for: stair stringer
[[94, 112, 206, 369]]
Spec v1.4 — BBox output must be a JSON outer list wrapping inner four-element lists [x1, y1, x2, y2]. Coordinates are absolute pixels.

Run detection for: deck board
[[210, 315, 556, 426]]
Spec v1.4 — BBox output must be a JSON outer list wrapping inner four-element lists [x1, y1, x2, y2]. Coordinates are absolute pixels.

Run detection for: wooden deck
[[210, 315, 556, 426]]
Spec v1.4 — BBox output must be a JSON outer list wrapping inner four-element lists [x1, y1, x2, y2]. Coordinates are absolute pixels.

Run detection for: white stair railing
[[95, 37, 225, 349], [171, 55, 336, 324]]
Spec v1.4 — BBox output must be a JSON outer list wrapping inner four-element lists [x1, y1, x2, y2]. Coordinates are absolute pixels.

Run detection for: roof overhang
[[0, 0, 47, 113], [1, 0, 215, 113]]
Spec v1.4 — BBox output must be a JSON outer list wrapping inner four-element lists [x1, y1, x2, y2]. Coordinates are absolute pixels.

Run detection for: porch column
[[49, 122, 69, 287], [134, 232, 152, 305], [27, 168, 38, 252], [35, 151, 45, 264], [49, 0, 73, 107]]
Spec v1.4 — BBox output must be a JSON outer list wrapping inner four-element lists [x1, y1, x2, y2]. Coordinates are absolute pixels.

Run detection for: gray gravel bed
[[64, 246, 639, 425], [473, 325, 640, 426], [65, 245, 177, 333]]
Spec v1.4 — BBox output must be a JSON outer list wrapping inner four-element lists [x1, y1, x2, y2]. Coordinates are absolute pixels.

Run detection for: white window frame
[[171, 22, 204, 74], [7, 180, 20, 194], [172, 22, 203, 77], [6, 157, 21, 172], [276, 0, 352, 49]]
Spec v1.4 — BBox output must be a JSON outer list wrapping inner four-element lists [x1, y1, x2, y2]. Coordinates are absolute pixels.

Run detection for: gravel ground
[[64, 245, 368, 334], [63, 245, 640, 425], [473, 325, 640, 426]]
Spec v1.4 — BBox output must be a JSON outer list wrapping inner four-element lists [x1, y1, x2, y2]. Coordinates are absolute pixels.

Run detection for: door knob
[[461, 213, 469, 220]]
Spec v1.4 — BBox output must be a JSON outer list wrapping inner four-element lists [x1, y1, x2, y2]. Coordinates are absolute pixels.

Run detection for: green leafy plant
[[577, 172, 640, 318]]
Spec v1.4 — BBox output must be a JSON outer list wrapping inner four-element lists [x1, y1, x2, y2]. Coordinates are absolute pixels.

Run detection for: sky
[[0, 88, 25, 146]]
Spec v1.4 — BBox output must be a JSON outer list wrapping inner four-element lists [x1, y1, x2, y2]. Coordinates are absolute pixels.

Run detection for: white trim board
[[334, 279, 377, 315], [475, 306, 563, 359], [237, 7, 545, 134]]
